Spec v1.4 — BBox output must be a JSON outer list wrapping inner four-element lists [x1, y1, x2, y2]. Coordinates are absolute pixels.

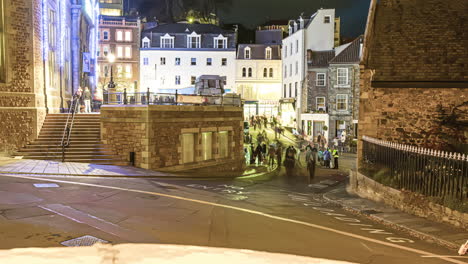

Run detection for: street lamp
[[107, 53, 116, 89]]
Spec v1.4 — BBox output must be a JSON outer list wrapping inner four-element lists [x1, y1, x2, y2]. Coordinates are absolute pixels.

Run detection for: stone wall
[[101, 105, 245, 173], [350, 171, 468, 230], [358, 68, 468, 155], [306, 71, 328, 112]]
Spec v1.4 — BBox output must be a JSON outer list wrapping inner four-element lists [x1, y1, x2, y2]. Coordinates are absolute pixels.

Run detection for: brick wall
[[101, 105, 245, 172]]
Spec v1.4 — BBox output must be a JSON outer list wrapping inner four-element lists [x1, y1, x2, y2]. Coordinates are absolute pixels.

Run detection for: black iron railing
[[103, 88, 242, 107], [60, 95, 80, 162], [361, 136, 468, 203]]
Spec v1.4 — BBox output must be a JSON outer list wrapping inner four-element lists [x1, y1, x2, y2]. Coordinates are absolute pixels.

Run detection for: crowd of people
[[73, 86, 103, 113]]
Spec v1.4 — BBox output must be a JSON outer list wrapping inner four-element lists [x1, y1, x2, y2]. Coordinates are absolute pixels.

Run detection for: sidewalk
[[323, 184, 468, 250]]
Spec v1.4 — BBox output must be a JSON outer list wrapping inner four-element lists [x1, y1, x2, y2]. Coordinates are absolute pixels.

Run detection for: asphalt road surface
[[0, 173, 465, 264]]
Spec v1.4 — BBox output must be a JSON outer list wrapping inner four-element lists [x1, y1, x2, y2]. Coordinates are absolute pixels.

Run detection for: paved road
[[0, 173, 465, 264]]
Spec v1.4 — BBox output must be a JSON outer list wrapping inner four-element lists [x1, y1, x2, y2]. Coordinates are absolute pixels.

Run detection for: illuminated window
[[100, 8, 122, 16], [116, 30, 123, 41], [116, 64, 123, 77], [336, 94, 348, 111], [116, 46, 123, 58], [316, 97, 326, 111], [245, 47, 251, 59], [124, 31, 132, 41], [181, 133, 195, 164], [124, 46, 131, 58], [265, 47, 272, 59], [201, 132, 213, 160], [218, 131, 229, 158], [48, 9, 58, 89]]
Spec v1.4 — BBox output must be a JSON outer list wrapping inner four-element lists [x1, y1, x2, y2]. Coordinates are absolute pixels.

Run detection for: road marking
[[421, 256, 468, 259], [360, 242, 372, 252], [0, 173, 464, 264], [39, 204, 158, 243]]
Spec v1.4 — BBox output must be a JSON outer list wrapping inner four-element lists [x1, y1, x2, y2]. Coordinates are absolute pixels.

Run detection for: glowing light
[[42, 0, 48, 60], [107, 53, 115, 63]]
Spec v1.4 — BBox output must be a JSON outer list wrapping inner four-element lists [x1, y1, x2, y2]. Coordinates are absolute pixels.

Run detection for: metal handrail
[[60, 95, 80, 162]]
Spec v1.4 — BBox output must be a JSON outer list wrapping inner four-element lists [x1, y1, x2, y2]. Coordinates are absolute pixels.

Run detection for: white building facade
[[280, 9, 337, 128], [236, 44, 282, 119], [140, 23, 237, 94]]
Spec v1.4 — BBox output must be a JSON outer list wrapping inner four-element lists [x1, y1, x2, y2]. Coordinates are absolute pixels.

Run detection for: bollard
[[123, 88, 128, 105]]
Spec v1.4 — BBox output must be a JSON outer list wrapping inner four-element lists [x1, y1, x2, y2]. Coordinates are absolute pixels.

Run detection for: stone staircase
[[16, 114, 125, 165]]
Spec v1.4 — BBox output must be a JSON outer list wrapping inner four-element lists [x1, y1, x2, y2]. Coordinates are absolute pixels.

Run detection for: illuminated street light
[[107, 53, 116, 89]]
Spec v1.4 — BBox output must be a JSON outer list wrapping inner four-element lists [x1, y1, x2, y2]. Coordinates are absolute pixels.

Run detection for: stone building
[[301, 50, 335, 142], [359, 0, 468, 153], [328, 36, 362, 140], [98, 16, 141, 93], [0, 0, 99, 155]]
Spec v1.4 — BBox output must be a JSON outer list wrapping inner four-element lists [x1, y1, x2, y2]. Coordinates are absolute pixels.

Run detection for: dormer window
[[265, 47, 272, 60], [142, 37, 150, 48], [324, 16, 331, 24], [160, 34, 174, 48], [245, 47, 251, 59], [214, 34, 227, 49], [187, 32, 201, 49]]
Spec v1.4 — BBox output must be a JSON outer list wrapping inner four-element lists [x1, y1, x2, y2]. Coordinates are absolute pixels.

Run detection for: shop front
[[279, 98, 296, 128]]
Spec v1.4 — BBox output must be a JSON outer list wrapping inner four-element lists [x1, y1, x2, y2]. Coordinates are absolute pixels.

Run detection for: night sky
[[130, 0, 371, 38]]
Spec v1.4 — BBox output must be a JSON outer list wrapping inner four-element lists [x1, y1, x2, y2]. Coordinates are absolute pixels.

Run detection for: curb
[[322, 186, 459, 251]]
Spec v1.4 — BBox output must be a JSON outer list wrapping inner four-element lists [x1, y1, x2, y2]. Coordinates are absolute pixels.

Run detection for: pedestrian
[[244, 147, 250, 165], [332, 146, 339, 169], [255, 143, 263, 165], [333, 137, 339, 149], [83, 87, 92, 113], [306, 147, 316, 184], [250, 144, 256, 165], [93, 87, 103, 112], [323, 148, 331, 168], [268, 144, 276, 168], [284, 146, 296, 178], [276, 144, 283, 167]]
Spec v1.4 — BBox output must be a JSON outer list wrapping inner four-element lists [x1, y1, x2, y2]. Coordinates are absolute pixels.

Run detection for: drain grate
[[34, 183, 59, 188], [361, 209, 383, 215], [61, 235, 108, 247]]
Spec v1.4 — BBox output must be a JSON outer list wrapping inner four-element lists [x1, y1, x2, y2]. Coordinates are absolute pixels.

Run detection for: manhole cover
[[34, 183, 60, 188], [61, 235, 108, 247], [361, 210, 383, 215]]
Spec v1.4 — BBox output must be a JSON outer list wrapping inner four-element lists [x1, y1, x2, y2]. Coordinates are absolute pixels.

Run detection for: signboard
[[178, 95, 204, 104], [82, 52, 91, 73]]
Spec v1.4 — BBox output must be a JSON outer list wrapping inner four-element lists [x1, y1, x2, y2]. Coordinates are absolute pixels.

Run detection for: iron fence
[[103, 88, 242, 107], [361, 136, 468, 203]]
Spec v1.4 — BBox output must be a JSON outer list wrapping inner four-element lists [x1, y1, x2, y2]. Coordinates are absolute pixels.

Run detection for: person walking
[[268, 144, 276, 168], [306, 147, 316, 184], [83, 87, 92, 113], [323, 148, 331, 168], [332, 146, 339, 169], [276, 144, 283, 168], [255, 143, 263, 165], [250, 143, 256, 165]]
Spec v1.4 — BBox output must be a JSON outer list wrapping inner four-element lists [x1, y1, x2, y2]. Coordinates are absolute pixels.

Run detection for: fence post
[[175, 90, 178, 105], [147, 87, 150, 105], [123, 88, 128, 105], [104, 89, 108, 105]]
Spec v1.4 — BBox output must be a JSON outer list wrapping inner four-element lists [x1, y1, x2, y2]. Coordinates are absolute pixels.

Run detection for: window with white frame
[[124, 30, 132, 41], [295, 61, 298, 75], [316, 73, 326, 86], [160, 57, 166, 65], [265, 47, 272, 59], [143, 57, 148, 65], [284, 46, 287, 58], [142, 37, 150, 48], [116, 46, 123, 58], [102, 29, 109, 40], [175, 57, 180, 65], [221, 58, 227, 66], [175, 75, 181, 85], [263, 68, 267, 78], [125, 64, 132, 78], [336, 94, 348, 111], [191, 58, 197, 66], [269, 68, 273, 78], [283, 84, 286, 98], [187, 33, 201, 48], [289, 64, 292, 77], [245, 47, 251, 59], [337, 68, 349, 86], [161, 34, 174, 48], [242, 67, 246, 77], [248, 68, 252, 77], [116, 30, 123, 41], [214, 35, 227, 49], [284, 65, 287, 78], [324, 16, 331, 24], [316, 97, 326, 111], [296, 39, 299, 53], [124, 46, 131, 58], [206, 58, 212, 66]]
